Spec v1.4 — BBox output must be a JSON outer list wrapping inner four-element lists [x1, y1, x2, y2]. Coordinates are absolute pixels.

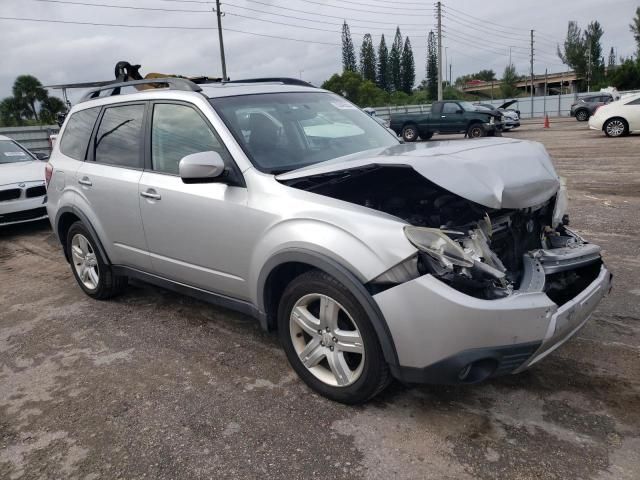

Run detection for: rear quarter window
[[60, 107, 100, 160]]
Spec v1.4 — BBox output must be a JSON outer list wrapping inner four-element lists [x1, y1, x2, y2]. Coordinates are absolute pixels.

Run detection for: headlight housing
[[552, 178, 568, 228], [404, 226, 474, 268]]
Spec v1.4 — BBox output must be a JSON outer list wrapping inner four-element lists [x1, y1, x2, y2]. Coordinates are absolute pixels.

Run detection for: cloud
[[1, 0, 637, 101]]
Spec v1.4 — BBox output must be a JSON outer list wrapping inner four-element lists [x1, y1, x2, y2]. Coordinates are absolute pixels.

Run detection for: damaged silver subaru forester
[[46, 78, 611, 403]]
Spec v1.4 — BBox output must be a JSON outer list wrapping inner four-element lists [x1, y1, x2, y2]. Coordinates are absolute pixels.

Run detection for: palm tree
[[12, 75, 47, 122], [40, 97, 66, 124], [0, 97, 25, 126]]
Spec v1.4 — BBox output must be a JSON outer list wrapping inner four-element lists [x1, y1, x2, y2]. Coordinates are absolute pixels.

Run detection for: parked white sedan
[[589, 93, 640, 137], [0, 135, 48, 226]]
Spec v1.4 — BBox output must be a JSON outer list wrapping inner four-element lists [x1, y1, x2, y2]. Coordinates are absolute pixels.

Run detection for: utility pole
[[436, 1, 443, 100], [214, 0, 227, 80], [449, 63, 452, 86], [530, 29, 534, 118], [587, 45, 592, 92]]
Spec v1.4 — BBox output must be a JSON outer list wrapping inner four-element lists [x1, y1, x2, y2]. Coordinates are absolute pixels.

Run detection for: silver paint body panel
[[46, 84, 609, 374]]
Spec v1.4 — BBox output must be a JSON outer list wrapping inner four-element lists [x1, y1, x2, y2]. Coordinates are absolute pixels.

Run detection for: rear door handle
[[78, 176, 92, 186], [140, 189, 161, 200]]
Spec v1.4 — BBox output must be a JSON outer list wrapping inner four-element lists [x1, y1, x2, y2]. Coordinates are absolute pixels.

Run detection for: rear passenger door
[[138, 101, 251, 299], [75, 102, 152, 270]]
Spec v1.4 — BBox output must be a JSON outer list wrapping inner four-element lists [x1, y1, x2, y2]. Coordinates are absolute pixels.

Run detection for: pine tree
[[376, 35, 390, 92], [359, 33, 377, 83], [341, 21, 357, 72], [631, 7, 640, 58], [426, 31, 438, 100], [585, 21, 605, 85], [389, 27, 403, 92], [501, 63, 519, 98], [608, 47, 616, 70], [400, 37, 415, 94]]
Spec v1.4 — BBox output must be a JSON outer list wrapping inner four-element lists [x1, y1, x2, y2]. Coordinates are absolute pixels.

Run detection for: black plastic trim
[[112, 265, 261, 319], [54, 206, 111, 265], [389, 341, 541, 385], [257, 248, 400, 366]]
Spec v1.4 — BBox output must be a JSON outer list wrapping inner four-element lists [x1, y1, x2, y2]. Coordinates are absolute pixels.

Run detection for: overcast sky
[[1, 0, 638, 102]]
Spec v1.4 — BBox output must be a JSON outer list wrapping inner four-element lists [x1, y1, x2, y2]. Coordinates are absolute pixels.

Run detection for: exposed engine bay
[[280, 165, 602, 303]]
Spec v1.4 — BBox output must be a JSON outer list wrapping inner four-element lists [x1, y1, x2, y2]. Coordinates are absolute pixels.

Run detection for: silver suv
[[46, 78, 611, 403]]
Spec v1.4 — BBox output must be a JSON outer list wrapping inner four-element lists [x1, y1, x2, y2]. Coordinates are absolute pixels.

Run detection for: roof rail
[[79, 77, 202, 102], [224, 77, 315, 88]]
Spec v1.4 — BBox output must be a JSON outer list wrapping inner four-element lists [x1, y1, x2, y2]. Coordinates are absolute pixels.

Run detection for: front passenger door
[[138, 102, 252, 300]]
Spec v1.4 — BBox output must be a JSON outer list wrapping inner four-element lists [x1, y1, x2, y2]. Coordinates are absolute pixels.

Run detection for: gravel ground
[[1, 119, 639, 479]]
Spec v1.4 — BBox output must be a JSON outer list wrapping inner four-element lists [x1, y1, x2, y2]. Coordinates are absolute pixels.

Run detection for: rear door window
[[94, 104, 145, 168], [59, 107, 100, 160]]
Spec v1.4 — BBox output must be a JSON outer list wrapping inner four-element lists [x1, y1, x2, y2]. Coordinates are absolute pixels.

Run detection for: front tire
[[278, 270, 390, 404], [467, 123, 486, 138], [66, 221, 127, 300], [603, 118, 628, 137], [401, 124, 419, 142]]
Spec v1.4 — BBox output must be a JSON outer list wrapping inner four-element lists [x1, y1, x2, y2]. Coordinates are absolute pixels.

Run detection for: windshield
[[210, 92, 399, 173], [0, 140, 34, 164], [459, 101, 479, 112]]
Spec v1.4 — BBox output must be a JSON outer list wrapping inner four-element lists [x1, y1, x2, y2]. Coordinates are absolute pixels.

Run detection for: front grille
[[0, 188, 21, 202], [0, 207, 47, 224], [26, 185, 46, 198]]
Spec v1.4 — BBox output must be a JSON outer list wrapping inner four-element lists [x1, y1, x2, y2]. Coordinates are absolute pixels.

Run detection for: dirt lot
[[1, 120, 639, 480]]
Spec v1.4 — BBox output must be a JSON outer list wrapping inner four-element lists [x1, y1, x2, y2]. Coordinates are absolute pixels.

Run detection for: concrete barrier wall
[[372, 89, 640, 121], [0, 125, 60, 154]]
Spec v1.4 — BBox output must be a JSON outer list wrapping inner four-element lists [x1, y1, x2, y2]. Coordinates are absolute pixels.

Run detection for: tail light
[[45, 162, 53, 189]]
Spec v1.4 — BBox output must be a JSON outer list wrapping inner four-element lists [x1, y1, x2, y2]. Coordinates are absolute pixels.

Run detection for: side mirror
[[456, 109, 464, 114], [35, 152, 49, 161], [179, 151, 226, 184]]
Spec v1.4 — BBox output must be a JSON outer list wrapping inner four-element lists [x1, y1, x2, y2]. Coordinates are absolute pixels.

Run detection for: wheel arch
[[257, 249, 400, 367], [55, 206, 111, 265]]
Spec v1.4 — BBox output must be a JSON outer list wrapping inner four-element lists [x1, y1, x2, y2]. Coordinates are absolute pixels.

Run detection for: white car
[[0, 135, 49, 226], [588, 93, 640, 137]]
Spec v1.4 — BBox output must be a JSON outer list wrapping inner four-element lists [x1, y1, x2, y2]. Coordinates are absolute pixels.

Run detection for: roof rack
[[223, 77, 314, 88], [79, 78, 202, 102]]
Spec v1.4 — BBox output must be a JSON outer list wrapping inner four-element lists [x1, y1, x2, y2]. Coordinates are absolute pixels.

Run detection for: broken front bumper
[[373, 246, 612, 385]]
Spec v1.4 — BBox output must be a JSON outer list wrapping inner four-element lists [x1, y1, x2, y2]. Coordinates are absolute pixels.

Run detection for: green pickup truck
[[389, 100, 503, 142]]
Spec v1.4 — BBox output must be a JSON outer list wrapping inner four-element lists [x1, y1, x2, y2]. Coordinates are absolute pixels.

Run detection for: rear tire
[[402, 124, 419, 142], [66, 221, 127, 300], [467, 123, 486, 138], [603, 118, 628, 137], [575, 109, 589, 122], [277, 270, 390, 404], [421, 132, 433, 140]]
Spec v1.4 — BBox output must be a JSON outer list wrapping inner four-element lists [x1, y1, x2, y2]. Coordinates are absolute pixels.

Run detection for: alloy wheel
[[289, 293, 365, 387], [576, 110, 588, 121], [71, 233, 99, 290], [605, 119, 625, 137]]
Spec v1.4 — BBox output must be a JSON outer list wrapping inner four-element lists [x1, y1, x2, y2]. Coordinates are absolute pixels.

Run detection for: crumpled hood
[[277, 138, 560, 209], [0, 160, 45, 187]]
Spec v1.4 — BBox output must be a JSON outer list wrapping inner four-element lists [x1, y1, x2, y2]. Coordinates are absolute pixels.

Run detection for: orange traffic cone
[[543, 115, 550, 128]]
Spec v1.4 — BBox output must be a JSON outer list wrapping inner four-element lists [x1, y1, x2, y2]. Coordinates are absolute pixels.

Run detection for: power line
[[443, 4, 524, 34], [233, 0, 431, 21], [224, 3, 430, 32], [289, 0, 432, 15], [224, 11, 426, 37], [32, 0, 208, 12], [0, 16, 341, 44]]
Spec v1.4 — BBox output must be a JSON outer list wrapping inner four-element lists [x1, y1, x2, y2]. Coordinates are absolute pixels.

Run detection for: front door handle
[[441, 115, 447, 118], [140, 189, 161, 200], [78, 176, 92, 186]]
